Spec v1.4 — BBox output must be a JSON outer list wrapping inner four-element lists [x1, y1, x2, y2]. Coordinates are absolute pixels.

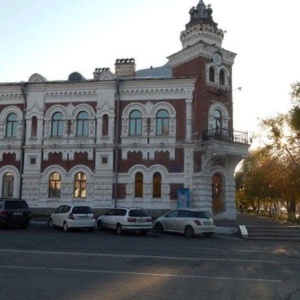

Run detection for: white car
[[97, 207, 153, 235], [48, 205, 96, 232], [154, 209, 216, 238]]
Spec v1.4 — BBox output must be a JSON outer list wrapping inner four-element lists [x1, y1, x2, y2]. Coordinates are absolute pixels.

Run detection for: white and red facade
[[0, 1, 249, 219]]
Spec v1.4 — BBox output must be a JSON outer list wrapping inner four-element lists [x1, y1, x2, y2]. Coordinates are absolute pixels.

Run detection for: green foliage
[[236, 82, 300, 216]]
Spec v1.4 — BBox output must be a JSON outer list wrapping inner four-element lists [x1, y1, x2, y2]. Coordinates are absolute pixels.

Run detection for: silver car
[[97, 207, 153, 235], [48, 205, 96, 232], [154, 209, 216, 238]]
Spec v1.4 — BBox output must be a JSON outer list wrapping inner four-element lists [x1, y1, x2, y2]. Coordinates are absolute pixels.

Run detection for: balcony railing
[[202, 128, 249, 144]]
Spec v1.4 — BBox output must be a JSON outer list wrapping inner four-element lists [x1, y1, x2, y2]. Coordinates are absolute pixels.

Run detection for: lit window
[[129, 110, 142, 136], [2, 172, 14, 198], [49, 172, 61, 198], [51, 112, 63, 137], [135, 172, 143, 198], [74, 172, 87, 198], [156, 110, 169, 135], [153, 172, 161, 198], [76, 111, 89, 137], [6, 113, 18, 138]]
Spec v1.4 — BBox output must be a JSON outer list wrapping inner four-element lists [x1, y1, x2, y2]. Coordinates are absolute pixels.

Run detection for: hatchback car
[[154, 209, 216, 238], [0, 198, 31, 229], [97, 207, 153, 235], [48, 205, 96, 232]]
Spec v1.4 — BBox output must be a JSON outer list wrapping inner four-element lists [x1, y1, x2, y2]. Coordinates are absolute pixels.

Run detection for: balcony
[[202, 128, 249, 144]]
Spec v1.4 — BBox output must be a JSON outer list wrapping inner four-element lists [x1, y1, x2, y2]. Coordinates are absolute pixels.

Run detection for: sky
[[0, 0, 299, 143]]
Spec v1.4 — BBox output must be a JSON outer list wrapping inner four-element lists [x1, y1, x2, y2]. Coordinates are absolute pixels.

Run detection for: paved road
[[0, 223, 299, 300]]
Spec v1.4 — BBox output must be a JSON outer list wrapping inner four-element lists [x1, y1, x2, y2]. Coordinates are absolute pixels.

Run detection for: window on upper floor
[[213, 109, 222, 131], [219, 69, 225, 86], [31, 116, 37, 137], [209, 66, 215, 83], [129, 110, 142, 136], [76, 111, 89, 137], [2, 172, 14, 198], [49, 172, 61, 198], [5, 113, 18, 138], [134, 172, 143, 198], [74, 172, 87, 198], [102, 114, 109, 136], [153, 172, 162, 198], [51, 112, 63, 137], [156, 110, 169, 136]]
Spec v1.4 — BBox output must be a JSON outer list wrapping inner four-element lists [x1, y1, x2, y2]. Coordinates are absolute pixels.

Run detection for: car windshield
[[193, 211, 212, 219], [129, 209, 149, 217], [5, 201, 29, 209], [72, 206, 92, 214]]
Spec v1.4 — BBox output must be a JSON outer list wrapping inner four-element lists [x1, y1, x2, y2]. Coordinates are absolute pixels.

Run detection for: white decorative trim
[[28, 73, 47, 83], [168, 42, 236, 68]]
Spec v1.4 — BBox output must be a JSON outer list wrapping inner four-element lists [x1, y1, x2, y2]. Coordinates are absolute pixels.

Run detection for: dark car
[[0, 199, 31, 228]]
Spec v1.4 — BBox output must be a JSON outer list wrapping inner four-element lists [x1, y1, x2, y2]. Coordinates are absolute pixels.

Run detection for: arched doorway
[[212, 173, 224, 214]]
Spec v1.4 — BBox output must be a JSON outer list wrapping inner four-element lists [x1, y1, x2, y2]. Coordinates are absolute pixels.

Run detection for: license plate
[[136, 219, 146, 223], [79, 216, 88, 219], [13, 212, 23, 216]]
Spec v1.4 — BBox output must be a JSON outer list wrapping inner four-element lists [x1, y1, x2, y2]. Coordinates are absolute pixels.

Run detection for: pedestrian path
[[223, 213, 300, 241]]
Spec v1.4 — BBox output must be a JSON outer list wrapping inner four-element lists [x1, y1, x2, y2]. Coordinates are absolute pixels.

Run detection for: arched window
[[209, 66, 215, 83], [2, 172, 14, 198], [156, 110, 169, 135], [6, 113, 18, 138], [74, 172, 87, 198], [31, 116, 37, 137], [213, 109, 222, 131], [51, 112, 63, 137], [76, 111, 89, 137], [153, 172, 161, 198], [129, 110, 142, 136], [48, 172, 61, 198], [219, 69, 225, 85], [102, 114, 109, 136], [135, 172, 143, 198]]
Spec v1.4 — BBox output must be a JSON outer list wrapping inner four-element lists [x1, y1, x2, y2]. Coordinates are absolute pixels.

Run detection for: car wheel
[[48, 219, 54, 228], [184, 225, 194, 238], [154, 222, 164, 234], [116, 224, 123, 235], [97, 220, 103, 231], [203, 232, 213, 237], [63, 222, 68, 232]]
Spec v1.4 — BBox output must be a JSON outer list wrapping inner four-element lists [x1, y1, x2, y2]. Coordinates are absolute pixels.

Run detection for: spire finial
[[187, 1, 216, 28]]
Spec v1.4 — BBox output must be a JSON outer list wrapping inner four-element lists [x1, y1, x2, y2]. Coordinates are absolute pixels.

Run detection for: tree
[[236, 82, 300, 216]]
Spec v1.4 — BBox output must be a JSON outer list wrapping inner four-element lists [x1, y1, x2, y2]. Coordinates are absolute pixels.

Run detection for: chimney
[[115, 58, 136, 78], [93, 68, 110, 80]]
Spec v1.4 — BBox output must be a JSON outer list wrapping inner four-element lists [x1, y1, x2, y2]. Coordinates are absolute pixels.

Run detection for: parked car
[[0, 198, 31, 229], [153, 208, 216, 238], [48, 205, 96, 232], [97, 207, 153, 235]]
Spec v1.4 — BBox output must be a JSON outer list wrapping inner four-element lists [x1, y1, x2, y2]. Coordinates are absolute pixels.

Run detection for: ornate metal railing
[[202, 128, 249, 144]]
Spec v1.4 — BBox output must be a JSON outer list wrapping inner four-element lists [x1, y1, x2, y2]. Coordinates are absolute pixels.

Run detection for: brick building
[[0, 0, 249, 219]]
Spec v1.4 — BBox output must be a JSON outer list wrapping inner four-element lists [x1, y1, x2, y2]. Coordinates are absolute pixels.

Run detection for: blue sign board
[[177, 188, 190, 209]]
